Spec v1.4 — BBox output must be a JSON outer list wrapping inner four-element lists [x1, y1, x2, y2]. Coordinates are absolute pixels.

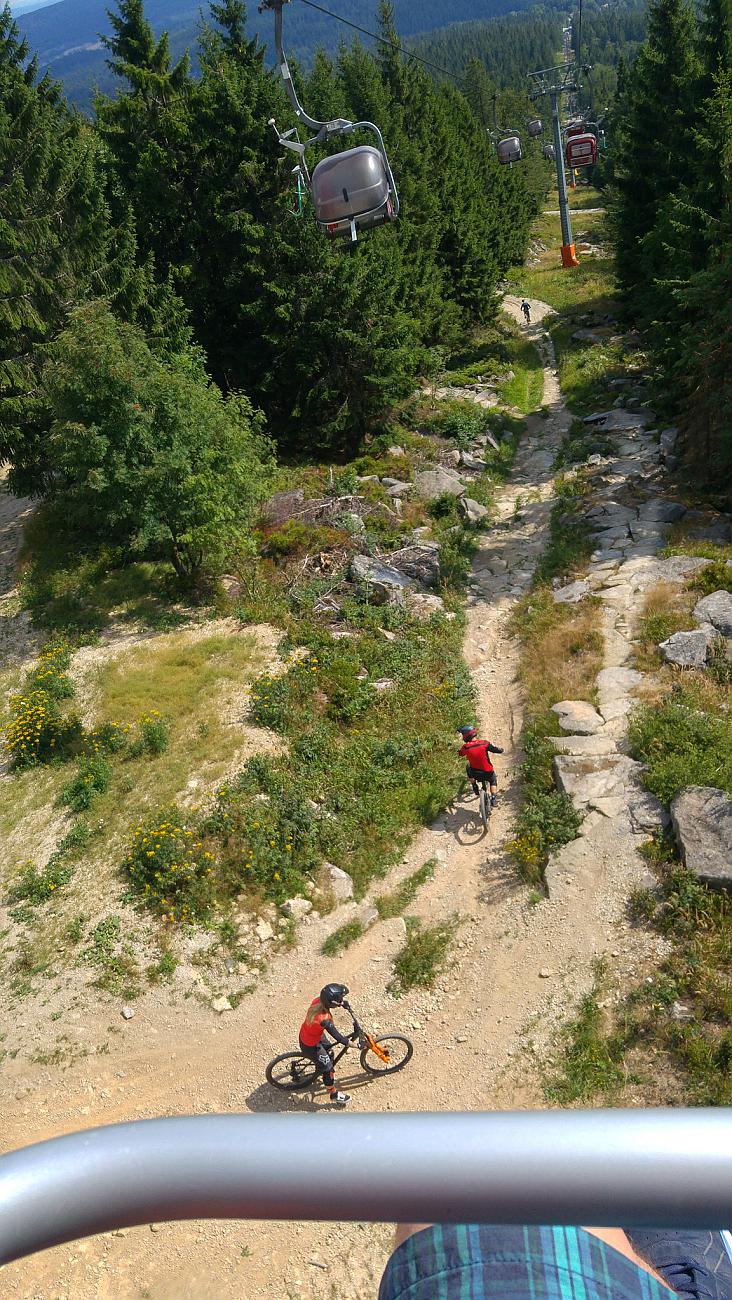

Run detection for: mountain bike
[[265, 1002, 413, 1093]]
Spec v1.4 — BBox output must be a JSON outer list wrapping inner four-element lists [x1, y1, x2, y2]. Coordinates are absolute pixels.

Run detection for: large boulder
[[413, 468, 466, 500], [406, 592, 447, 620], [459, 452, 487, 472], [671, 786, 732, 890], [322, 863, 354, 902], [693, 590, 732, 637], [551, 700, 605, 734], [350, 555, 413, 605], [388, 542, 441, 586], [553, 753, 640, 806], [459, 497, 489, 525], [659, 630, 710, 669], [553, 579, 591, 604], [260, 487, 305, 525]]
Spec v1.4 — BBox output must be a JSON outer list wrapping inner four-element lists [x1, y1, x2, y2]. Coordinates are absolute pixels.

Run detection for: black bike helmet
[[320, 982, 349, 1009], [458, 725, 477, 740]]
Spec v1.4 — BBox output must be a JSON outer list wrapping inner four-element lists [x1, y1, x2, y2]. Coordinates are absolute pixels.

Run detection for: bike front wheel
[[265, 1051, 319, 1091], [360, 1034, 414, 1075]]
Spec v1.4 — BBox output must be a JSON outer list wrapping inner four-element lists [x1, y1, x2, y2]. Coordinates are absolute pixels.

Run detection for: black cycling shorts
[[467, 765, 496, 786]]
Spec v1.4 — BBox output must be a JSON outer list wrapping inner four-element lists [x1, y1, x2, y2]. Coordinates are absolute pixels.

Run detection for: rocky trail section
[[0, 300, 685, 1300]]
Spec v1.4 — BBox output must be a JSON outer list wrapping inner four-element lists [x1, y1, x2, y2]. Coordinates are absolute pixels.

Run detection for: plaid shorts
[[378, 1225, 672, 1299]]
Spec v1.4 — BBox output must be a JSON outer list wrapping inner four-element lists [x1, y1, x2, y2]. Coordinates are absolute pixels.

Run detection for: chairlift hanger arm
[[260, 0, 350, 135]]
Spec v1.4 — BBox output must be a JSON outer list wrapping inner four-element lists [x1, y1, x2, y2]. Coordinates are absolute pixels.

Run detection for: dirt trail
[[1, 302, 654, 1300]]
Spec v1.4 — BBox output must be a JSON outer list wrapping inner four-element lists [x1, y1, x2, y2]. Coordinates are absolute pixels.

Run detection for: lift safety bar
[[2, 1110, 732, 1265]]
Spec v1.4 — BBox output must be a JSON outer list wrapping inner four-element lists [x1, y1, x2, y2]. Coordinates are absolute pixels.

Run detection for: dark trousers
[[467, 765, 497, 789], [299, 1037, 335, 1088]]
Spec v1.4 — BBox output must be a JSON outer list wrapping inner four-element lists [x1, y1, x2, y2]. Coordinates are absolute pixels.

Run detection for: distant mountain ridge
[[16, 0, 558, 109]]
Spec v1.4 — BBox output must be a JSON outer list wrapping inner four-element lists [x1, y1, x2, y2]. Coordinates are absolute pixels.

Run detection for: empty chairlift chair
[[566, 132, 598, 168], [542, 142, 556, 161], [311, 141, 395, 238], [497, 134, 523, 165], [263, 0, 398, 241], [527, 118, 543, 138]]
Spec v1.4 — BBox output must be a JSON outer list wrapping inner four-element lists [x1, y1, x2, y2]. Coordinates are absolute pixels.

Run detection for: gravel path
[[1, 301, 665, 1299]]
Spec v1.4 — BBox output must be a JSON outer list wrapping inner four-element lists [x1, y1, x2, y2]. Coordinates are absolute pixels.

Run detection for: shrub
[[89, 720, 129, 754], [25, 641, 74, 700], [205, 777, 317, 905], [4, 689, 82, 768], [8, 856, 74, 906], [691, 560, 732, 596], [262, 520, 348, 560], [134, 710, 169, 756], [249, 655, 320, 732], [60, 752, 112, 811], [125, 808, 217, 922]]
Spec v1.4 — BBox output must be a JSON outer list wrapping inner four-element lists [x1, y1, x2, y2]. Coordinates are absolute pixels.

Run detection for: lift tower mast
[[528, 61, 586, 268]]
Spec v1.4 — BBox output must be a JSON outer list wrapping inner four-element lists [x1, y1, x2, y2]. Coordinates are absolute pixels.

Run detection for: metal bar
[[551, 87, 575, 253], [2, 1111, 732, 1265], [272, 0, 328, 133]]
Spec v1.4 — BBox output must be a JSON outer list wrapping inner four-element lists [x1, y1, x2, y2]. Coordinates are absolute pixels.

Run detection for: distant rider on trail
[[521, 299, 531, 324], [458, 725, 503, 807]]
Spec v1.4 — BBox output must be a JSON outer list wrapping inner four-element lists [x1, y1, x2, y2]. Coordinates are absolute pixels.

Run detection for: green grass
[[388, 915, 457, 995], [552, 845, 732, 1107], [551, 327, 633, 419], [19, 505, 182, 637], [545, 966, 624, 1103], [375, 859, 436, 919], [498, 337, 545, 413], [532, 474, 594, 587], [508, 259, 616, 316], [628, 680, 732, 805], [321, 919, 365, 956]]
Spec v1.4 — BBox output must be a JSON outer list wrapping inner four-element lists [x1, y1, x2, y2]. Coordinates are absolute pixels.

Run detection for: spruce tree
[[611, 0, 700, 313], [0, 8, 110, 493], [97, 0, 194, 279]]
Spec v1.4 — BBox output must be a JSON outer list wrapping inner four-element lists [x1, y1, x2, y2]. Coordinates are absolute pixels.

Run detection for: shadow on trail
[[245, 1070, 381, 1114]]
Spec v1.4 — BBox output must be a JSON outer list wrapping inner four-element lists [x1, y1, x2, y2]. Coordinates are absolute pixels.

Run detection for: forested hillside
[[609, 0, 732, 488], [569, 0, 647, 112], [412, 9, 563, 88], [0, 0, 548, 567], [17, 0, 565, 109]]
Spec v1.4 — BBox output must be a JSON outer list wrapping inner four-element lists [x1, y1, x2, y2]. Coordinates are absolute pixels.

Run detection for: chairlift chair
[[566, 132, 598, 167], [261, 0, 398, 241], [527, 118, 543, 138], [542, 142, 556, 161], [491, 94, 523, 166], [497, 134, 523, 165]]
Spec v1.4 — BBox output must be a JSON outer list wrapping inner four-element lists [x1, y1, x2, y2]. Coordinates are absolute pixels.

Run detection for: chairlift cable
[[297, 0, 467, 88]]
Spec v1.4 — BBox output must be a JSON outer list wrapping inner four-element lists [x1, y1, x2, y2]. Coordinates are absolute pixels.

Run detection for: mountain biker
[[298, 983, 357, 1107], [521, 299, 531, 324], [457, 725, 503, 807]]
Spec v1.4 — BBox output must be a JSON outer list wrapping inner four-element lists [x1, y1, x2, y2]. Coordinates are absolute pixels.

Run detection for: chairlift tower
[[528, 61, 588, 268]]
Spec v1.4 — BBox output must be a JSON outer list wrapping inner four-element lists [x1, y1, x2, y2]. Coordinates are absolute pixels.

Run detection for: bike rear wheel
[[266, 1051, 319, 1091], [360, 1034, 413, 1075]]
